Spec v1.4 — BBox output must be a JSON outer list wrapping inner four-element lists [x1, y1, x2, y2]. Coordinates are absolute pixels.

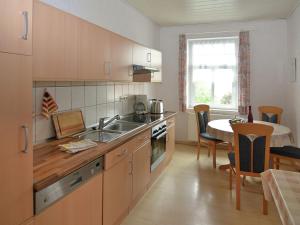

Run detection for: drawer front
[[128, 129, 151, 149], [105, 143, 130, 170]]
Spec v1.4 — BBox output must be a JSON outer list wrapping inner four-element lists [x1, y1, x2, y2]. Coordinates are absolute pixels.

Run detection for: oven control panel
[[151, 121, 167, 136]]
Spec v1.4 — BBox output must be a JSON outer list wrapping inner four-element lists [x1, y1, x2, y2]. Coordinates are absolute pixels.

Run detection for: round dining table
[[207, 119, 294, 147]]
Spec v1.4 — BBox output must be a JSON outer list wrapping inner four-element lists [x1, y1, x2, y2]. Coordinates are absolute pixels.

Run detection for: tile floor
[[121, 144, 281, 225]]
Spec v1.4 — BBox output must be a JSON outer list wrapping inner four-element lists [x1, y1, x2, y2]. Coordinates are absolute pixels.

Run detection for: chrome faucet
[[98, 115, 121, 130]]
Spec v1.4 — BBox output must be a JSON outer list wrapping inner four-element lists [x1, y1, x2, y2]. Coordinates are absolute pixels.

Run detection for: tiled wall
[[32, 81, 154, 144]]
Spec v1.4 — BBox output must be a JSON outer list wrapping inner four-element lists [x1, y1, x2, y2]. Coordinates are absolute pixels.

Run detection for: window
[[187, 36, 239, 110]]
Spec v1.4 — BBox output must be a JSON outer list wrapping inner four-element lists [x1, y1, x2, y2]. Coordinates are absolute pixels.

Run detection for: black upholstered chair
[[194, 104, 225, 168], [270, 146, 300, 170], [228, 123, 274, 214], [258, 106, 283, 124]]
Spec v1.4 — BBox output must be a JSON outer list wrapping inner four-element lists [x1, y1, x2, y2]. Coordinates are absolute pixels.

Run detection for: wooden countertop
[[33, 112, 177, 191]]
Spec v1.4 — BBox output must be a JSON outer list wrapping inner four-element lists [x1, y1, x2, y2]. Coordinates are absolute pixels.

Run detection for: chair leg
[[208, 145, 211, 157], [275, 158, 280, 170], [212, 142, 216, 169], [236, 174, 241, 210], [242, 175, 246, 186], [197, 142, 200, 161], [229, 167, 233, 190], [263, 194, 268, 215]]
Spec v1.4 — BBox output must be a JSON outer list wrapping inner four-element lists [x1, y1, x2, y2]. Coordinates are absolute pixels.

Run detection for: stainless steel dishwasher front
[[35, 156, 104, 214]]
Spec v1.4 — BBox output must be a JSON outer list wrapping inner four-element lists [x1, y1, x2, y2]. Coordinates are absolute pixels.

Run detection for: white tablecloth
[[261, 169, 300, 225], [207, 119, 294, 147]]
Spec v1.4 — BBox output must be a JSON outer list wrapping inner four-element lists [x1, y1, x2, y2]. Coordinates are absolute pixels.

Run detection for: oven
[[151, 121, 167, 172]]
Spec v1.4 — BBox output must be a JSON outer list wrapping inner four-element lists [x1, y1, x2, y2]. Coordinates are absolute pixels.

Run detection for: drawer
[[105, 143, 130, 170], [128, 129, 151, 149]]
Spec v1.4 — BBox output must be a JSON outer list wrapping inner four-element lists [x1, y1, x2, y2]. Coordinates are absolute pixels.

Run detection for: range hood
[[132, 65, 159, 74]]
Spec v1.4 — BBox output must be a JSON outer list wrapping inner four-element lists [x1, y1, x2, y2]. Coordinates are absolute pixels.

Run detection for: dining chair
[[228, 123, 274, 214], [194, 104, 225, 168], [258, 106, 283, 124], [270, 146, 300, 170]]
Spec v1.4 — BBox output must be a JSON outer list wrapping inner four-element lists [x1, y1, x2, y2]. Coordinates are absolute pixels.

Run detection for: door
[[35, 173, 103, 225], [150, 49, 162, 82], [0, 53, 33, 225], [132, 140, 151, 202], [103, 154, 131, 225], [0, 0, 32, 55], [78, 20, 111, 81], [133, 44, 151, 67], [33, 2, 78, 80], [110, 33, 133, 81]]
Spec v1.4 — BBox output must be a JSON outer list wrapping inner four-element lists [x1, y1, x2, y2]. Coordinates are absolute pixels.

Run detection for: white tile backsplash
[[56, 87, 71, 111], [97, 85, 107, 104], [85, 86, 97, 107], [32, 82, 151, 144], [71, 86, 85, 109]]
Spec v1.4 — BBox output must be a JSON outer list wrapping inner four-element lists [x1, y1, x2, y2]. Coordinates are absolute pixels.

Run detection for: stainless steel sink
[[77, 130, 123, 143], [103, 121, 144, 133]]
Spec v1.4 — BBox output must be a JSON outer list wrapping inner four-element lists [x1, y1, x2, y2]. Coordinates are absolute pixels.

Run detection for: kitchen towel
[[59, 139, 98, 153], [42, 89, 58, 119]]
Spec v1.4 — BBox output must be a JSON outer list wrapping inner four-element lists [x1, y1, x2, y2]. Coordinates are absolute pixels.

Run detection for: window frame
[[186, 33, 239, 111]]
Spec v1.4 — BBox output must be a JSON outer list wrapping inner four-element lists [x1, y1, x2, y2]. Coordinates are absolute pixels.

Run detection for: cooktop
[[120, 113, 165, 124]]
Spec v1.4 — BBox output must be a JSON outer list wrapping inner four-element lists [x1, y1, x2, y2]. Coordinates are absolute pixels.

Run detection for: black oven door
[[151, 130, 167, 171]]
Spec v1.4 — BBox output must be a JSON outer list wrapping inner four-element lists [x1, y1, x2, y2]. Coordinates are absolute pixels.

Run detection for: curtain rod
[[184, 29, 255, 36]]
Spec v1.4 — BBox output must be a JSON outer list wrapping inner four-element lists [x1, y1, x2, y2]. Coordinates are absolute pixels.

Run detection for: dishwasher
[[35, 156, 104, 214]]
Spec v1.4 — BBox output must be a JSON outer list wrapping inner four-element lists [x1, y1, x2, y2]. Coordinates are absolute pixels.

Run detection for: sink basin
[[103, 121, 144, 132], [78, 130, 122, 143]]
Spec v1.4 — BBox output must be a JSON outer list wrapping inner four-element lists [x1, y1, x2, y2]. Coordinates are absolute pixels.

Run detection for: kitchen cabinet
[[110, 33, 133, 81], [78, 20, 111, 81], [35, 173, 103, 225], [33, 2, 78, 80], [103, 144, 132, 225], [0, 0, 32, 55], [21, 218, 34, 225], [166, 118, 176, 163], [133, 44, 151, 67], [150, 49, 162, 82], [0, 52, 33, 225], [132, 140, 151, 203]]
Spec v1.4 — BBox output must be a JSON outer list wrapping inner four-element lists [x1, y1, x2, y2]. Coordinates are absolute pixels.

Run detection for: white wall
[[157, 20, 288, 141], [287, 5, 300, 145], [40, 0, 160, 49]]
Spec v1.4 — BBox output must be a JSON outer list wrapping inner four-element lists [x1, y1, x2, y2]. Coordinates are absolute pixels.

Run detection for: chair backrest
[[231, 123, 274, 176], [194, 104, 210, 137], [258, 106, 283, 124]]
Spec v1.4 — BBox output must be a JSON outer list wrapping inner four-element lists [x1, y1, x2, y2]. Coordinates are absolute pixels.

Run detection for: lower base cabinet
[[35, 173, 103, 225]]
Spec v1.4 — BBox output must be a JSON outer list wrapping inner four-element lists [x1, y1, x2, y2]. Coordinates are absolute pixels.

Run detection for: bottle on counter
[[247, 105, 253, 123]]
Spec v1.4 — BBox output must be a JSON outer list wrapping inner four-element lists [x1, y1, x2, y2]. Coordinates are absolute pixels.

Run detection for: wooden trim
[[258, 106, 283, 124]]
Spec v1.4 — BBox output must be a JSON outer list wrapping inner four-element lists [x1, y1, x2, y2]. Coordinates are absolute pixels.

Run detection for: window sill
[[186, 108, 238, 115]]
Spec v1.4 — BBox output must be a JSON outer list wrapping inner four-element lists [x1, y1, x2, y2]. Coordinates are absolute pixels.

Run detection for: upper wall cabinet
[[150, 49, 162, 82], [133, 44, 151, 67], [0, 0, 32, 55], [110, 33, 133, 82], [78, 20, 111, 81], [33, 2, 78, 81]]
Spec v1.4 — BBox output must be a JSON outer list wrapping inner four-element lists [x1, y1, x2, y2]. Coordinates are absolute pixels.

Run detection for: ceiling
[[126, 0, 300, 26]]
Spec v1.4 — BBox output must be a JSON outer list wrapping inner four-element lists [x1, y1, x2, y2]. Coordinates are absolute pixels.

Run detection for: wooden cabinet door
[[35, 173, 103, 225], [103, 154, 131, 225], [110, 33, 133, 81], [0, 53, 33, 225], [78, 20, 111, 81], [33, 2, 78, 80], [133, 44, 150, 67], [150, 49, 162, 82], [132, 140, 151, 202], [0, 0, 32, 55], [166, 119, 176, 162]]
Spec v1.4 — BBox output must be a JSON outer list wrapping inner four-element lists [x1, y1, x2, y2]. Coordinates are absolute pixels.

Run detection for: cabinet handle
[[22, 125, 29, 153], [21, 11, 29, 40], [117, 149, 127, 157], [104, 62, 111, 75]]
